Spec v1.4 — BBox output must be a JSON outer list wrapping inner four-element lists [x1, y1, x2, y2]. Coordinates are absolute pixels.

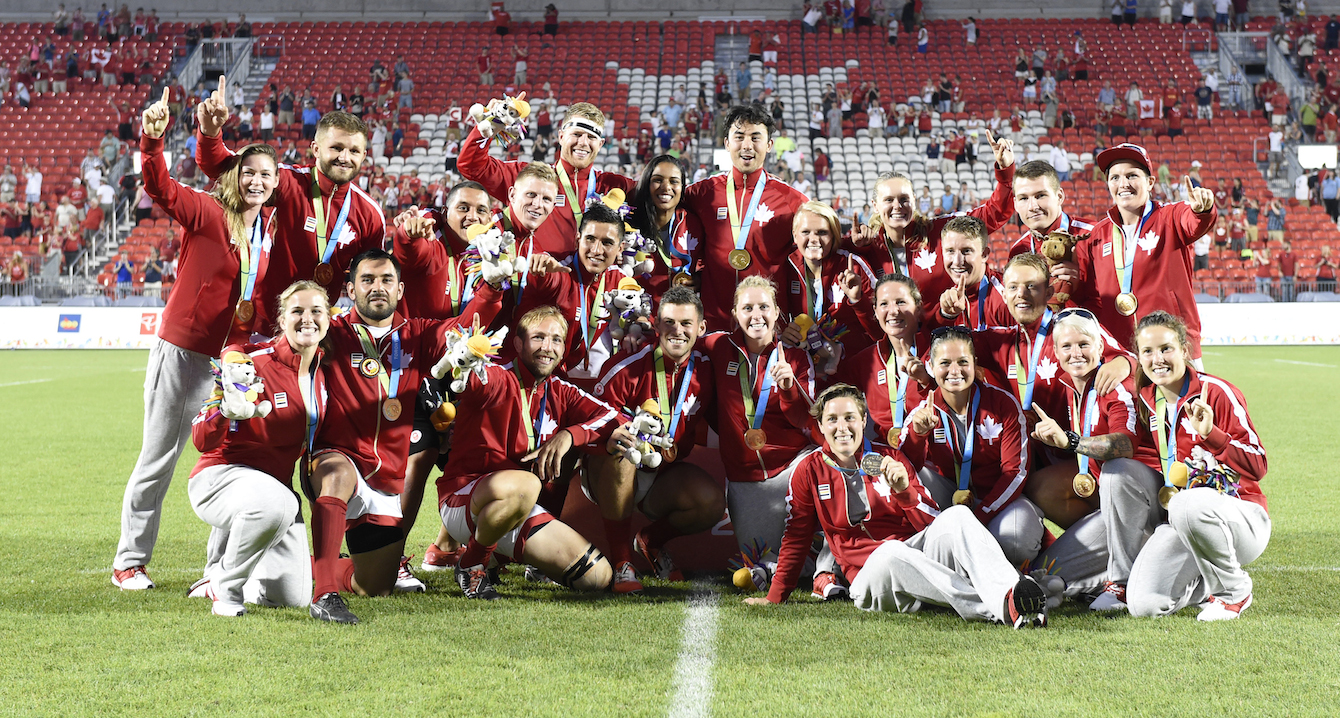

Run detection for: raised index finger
[[217, 75, 226, 97], [160, 87, 170, 106], [1183, 175, 1194, 192], [1032, 405, 1050, 421]]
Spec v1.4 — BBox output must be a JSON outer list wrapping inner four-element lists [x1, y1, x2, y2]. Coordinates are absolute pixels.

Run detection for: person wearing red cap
[[1072, 143, 1216, 366]]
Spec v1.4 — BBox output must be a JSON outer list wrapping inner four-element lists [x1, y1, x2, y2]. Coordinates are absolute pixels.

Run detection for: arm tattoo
[[1076, 433, 1133, 461]]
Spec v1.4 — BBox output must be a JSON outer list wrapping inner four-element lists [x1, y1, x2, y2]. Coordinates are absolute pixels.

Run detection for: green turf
[[2, 347, 1339, 717]]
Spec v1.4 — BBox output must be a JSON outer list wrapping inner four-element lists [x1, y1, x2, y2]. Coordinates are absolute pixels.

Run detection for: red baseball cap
[[1096, 143, 1153, 175]]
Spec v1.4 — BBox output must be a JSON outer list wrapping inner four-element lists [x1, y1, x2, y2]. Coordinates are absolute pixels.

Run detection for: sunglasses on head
[[930, 325, 973, 340], [1055, 307, 1098, 322]]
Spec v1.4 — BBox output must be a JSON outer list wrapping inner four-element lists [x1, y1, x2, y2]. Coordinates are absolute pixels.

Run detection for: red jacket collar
[[1137, 369, 1204, 412], [272, 334, 323, 371], [729, 166, 766, 189]]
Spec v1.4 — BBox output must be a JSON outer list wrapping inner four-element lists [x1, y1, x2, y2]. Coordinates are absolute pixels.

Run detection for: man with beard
[[196, 76, 386, 331], [306, 249, 505, 624], [436, 305, 621, 599], [458, 97, 634, 255]]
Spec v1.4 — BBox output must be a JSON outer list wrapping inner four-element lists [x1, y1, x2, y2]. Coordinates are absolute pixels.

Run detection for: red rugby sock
[[642, 516, 682, 551], [311, 495, 348, 599], [458, 537, 496, 570], [602, 516, 634, 566]]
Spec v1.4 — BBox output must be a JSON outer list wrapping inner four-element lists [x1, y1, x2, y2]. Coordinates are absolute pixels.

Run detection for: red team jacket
[[776, 248, 882, 357], [637, 207, 705, 300], [190, 338, 326, 485], [844, 163, 1017, 301], [391, 210, 478, 320], [768, 445, 938, 603], [141, 134, 275, 355], [435, 361, 621, 505], [508, 254, 630, 388], [195, 131, 387, 329], [1007, 212, 1096, 258], [920, 269, 1014, 331], [317, 310, 495, 495], [1135, 371, 1268, 513], [835, 334, 933, 446], [680, 167, 810, 332], [1057, 373, 1155, 476], [455, 125, 636, 255], [1073, 200, 1215, 357], [591, 343, 714, 463], [899, 383, 1029, 521], [702, 331, 816, 483]]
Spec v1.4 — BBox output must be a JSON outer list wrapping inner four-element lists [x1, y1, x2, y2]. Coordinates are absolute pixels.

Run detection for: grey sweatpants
[[1127, 488, 1271, 617], [1034, 510, 1108, 597], [850, 505, 1018, 622], [920, 468, 1044, 566], [727, 447, 835, 573], [1097, 457, 1165, 584], [114, 338, 216, 570], [188, 464, 311, 607]]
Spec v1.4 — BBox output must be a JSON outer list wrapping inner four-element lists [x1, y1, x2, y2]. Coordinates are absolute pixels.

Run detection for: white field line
[[1273, 359, 1338, 368], [1255, 566, 1340, 572], [667, 583, 720, 718], [0, 379, 53, 388]]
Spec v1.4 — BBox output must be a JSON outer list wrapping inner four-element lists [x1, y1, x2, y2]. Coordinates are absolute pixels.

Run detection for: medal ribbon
[[885, 340, 915, 430], [1013, 308, 1055, 410], [973, 274, 991, 331], [352, 324, 401, 400], [311, 168, 352, 267], [302, 361, 320, 450], [1152, 373, 1192, 488], [1110, 200, 1153, 297], [556, 164, 598, 228], [738, 345, 779, 433], [725, 171, 768, 253], [657, 211, 692, 272], [446, 255, 461, 316], [654, 348, 695, 441], [882, 232, 906, 276], [935, 387, 981, 494], [574, 262, 607, 351], [511, 364, 550, 452], [1072, 378, 1099, 476], [237, 213, 265, 303]]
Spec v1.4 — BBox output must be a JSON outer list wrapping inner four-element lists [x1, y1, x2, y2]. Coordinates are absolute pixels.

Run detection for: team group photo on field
[[2, 0, 1338, 715]]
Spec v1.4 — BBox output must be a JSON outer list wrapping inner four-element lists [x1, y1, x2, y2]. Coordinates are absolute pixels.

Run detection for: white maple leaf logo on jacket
[[682, 393, 699, 417], [978, 415, 1003, 444], [1035, 357, 1058, 382], [752, 203, 775, 225], [540, 411, 558, 439], [1181, 416, 1198, 438], [680, 231, 699, 253], [1137, 230, 1160, 254], [336, 223, 359, 247], [914, 248, 936, 271]]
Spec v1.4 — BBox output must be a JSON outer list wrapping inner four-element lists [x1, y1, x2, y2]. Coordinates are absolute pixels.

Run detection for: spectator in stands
[[80, 198, 102, 243], [1295, 172, 1311, 207], [1267, 125, 1284, 178], [1213, 0, 1230, 30], [492, 1, 511, 36], [736, 62, 752, 104], [916, 23, 928, 53], [477, 46, 493, 86], [1300, 93, 1320, 140], [0, 164, 15, 204], [813, 148, 830, 182], [7, 250, 27, 285], [276, 86, 295, 125], [141, 246, 164, 298], [280, 140, 301, 165], [391, 122, 404, 157], [22, 164, 41, 205], [1266, 199, 1285, 242], [1298, 27, 1317, 76], [397, 73, 413, 110], [1112, 0, 1125, 24], [1159, 0, 1174, 22], [1180, 0, 1196, 24], [1254, 247, 1273, 295], [1123, 0, 1138, 25], [1316, 245, 1336, 291], [1098, 80, 1116, 107], [301, 100, 320, 141], [1326, 15, 1340, 51], [1048, 140, 1072, 183], [1194, 229, 1211, 271], [55, 195, 79, 231], [1278, 241, 1299, 301], [96, 180, 114, 223], [233, 13, 251, 38], [544, 4, 559, 36], [330, 85, 347, 112]]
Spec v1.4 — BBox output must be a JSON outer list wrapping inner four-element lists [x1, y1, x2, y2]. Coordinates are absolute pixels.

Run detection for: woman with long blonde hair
[[112, 90, 282, 592]]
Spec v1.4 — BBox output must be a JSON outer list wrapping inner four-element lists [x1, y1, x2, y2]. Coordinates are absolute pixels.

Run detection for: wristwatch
[[1065, 430, 1081, 452]]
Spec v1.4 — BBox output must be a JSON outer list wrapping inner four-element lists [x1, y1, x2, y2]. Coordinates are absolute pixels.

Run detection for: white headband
[[563, 117, 604, 140]]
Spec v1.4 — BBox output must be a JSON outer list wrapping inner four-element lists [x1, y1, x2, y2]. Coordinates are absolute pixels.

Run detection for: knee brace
[[559, 545, 609, 591]]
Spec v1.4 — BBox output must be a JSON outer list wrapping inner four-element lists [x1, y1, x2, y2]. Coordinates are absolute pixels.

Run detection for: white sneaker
[[111, 565, 155, 590], [1089, 582, 1128, 612], [1197, 594, 1253, 621], [394, 555, 427, 593], [211, 600, 247, 617], [187, 577, 211, 598]]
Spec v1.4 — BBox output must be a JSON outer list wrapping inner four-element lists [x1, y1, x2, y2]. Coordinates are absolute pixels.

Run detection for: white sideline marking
[[1256, 566, 1340, 572], [667, 583, 719, 718], [1273, 359, 1337, 368], [0, 379, 53, 388]]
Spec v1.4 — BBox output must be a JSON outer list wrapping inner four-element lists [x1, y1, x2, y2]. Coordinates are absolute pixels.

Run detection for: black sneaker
[[456, 564, 501, 600], [310, 592, 360, 624], [1005, 575, 1048, 629]]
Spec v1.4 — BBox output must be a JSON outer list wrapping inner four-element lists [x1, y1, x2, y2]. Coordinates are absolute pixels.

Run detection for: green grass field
[[3, 347, 1339, 717]]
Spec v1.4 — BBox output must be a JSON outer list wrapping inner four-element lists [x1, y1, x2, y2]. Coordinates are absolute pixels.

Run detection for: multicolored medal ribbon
[[739, 345, 779, 451], [1153, 372, 1192, 509], [936, 387, 981, 506], [654, 348, 695, 462], [511, 363, 549, 453], [725, 171, 768, 270], [352, 324, 402, 422]]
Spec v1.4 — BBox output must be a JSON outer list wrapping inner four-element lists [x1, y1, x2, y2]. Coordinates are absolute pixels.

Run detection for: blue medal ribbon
[[667, 356, 695, 439], [304, 363, 320, 450], [239, 215, 264, 302], [936, 387, 981, 493], [974, 274, 991, 330], [387, 330, 401, 398], [1112, 200, 1153, 297], [1015, 308, 1055, 410], [726, 172, 769, 253], [1075, 381, 1099, 476]]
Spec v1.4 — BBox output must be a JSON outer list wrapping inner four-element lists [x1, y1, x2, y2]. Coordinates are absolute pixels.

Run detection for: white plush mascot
[[621, 399, 673, 470], [210, 351, 272, 420], [468, 94, 532, 148], [603, 277, 652, 345], [432, 322, 508, 394], [466, 221, 528, 291]]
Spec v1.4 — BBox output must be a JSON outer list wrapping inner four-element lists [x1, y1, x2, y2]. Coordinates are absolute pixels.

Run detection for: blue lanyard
[[667, 356, 695, 439], [321, 183, 352, 265], [303, 362, 320, 450], [1017, 308, 1055, 409], [728, 173, 769, 252], [1114, 200, 1153, 296], [240, 214, 264, 302], [747, 347, 780, 431], [387, 330, 401, 397], [936, 388, 981, 493], [974, 274, 991, 330], [1075, 381, 1099, 476]]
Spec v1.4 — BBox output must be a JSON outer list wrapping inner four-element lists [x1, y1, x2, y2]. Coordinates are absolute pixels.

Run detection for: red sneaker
[[611, 561, 644, 595], [421, 543, 464, 572], [111, 565, 155, 590], [1197, 593, 1253, 621], [632, 530, 684, 581], [1089, 581, 1128, 612], [810, 571, 849, 601]]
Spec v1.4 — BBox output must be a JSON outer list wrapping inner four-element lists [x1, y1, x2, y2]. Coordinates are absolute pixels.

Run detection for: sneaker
[[394, 555, 427, 593], [200, 581, 246, 617], [811, 571, 849, 601], [1004, 574, 1049, 629], [1089, 581, 1128, 612], [524, 564, 557, 585], [633, 531, 684, 581], [1197, 593, 1253, 621], [611, 561, 644, 595], [455, 563, 501, 600], [310, 592, 359, 624], [1028, 569, 1067, 610], [111, 565, 155, 590], [186, 577, 211, 598], [421, 543, 464, 572]]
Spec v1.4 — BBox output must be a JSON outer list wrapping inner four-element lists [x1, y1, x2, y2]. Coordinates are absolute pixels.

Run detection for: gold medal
[[952, 489, 973, 506], [744, 428, 767, 451], [661, 443, 678, 463], [1115, 292, 1138, 317], [1072, 472, 1096, 498], [314, 262, 334, 285], [1158, 485, 1179, 510], [235, 299, 254, 324], [382, 397, 402, 421], [887, 427, 900, 445], [728, 248, 751, 271], [672, 271, 695, 287], [1167, 461, 1189, 488], [360, 357, 382, 378], [859, 452, 885, 477]]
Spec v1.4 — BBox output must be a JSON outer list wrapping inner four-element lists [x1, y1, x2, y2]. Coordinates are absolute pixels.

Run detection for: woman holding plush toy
[[185, 281, 330, 617], [112, 89, 281, 592]]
